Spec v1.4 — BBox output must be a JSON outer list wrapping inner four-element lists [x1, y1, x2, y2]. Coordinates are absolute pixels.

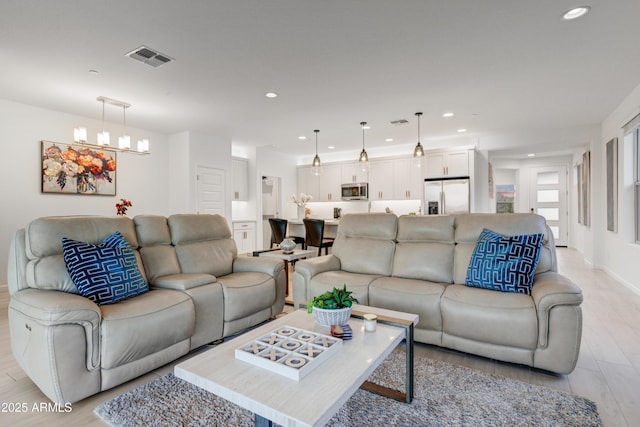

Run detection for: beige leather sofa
[[293, 212, 583, 374], [7, 214, 285, 404]]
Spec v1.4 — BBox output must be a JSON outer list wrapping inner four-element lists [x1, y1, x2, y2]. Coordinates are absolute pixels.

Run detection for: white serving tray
[[234, 325, 342, 381]]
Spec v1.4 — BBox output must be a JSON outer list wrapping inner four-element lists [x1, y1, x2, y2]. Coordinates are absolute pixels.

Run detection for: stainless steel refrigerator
[[424, 177, 470, 215]]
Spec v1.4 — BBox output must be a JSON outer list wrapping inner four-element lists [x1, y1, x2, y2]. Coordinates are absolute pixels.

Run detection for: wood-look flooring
[[0, 248, 638, 426]]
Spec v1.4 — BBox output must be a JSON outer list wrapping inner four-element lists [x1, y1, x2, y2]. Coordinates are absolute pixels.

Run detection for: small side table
[[258, 249, 315, 297]]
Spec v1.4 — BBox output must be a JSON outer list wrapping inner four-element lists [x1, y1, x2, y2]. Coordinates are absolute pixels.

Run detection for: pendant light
[[97, 98, 110, 146], [413, 112, 424, 166], [358, 121, 369, 172], [118, 104, 131, 150], [311, 129, 322, 176]]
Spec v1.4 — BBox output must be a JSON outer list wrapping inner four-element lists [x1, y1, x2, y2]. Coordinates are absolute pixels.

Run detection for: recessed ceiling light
[[362, 125, 371, 130], [385, 138, 394, 142], [442, 112, 454, 118], [457, 128, 467, 133], [527, 153, 536, 157], [265, 92, 278, 98], [562, 6, 590, 21], [328, 146, 335, 150], [298, 136, 307, 140]]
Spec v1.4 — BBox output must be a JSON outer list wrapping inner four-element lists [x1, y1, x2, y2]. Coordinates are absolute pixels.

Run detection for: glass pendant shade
[[413, 142, 424, 158], [118, 135, 131, 150], [97, 131, 110, 146], [73, 127, 87, 143]]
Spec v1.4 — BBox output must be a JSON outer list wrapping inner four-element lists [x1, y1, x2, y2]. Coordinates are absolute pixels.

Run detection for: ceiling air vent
[[125, 46, 174, 68], [390, 119, 409, 125]]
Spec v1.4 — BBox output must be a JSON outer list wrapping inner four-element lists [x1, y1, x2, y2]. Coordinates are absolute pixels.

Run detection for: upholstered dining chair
[[303, 218, 334, 256], [268, 218, 305, 249]]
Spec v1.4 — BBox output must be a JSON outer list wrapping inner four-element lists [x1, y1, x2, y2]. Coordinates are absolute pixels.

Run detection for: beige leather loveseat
[[7, 214, 285, 404], [293, 213, 583, 374]]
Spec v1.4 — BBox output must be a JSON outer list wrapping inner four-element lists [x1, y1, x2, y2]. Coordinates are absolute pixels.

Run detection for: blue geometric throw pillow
[[465, 228, 544, 295], [62, 231, 148, 305]]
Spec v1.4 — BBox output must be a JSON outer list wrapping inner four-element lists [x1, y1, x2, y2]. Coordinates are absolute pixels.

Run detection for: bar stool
[[268, 218, 305, 249], [303, 218, 334, 256]]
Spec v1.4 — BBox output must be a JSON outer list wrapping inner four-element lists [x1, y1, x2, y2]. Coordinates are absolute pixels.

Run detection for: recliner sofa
[[7, 214, 285, 404], [293, 212, 583, 374]]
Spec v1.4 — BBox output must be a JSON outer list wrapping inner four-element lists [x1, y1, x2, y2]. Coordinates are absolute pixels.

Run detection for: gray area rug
[[95, 350, 602, 426]]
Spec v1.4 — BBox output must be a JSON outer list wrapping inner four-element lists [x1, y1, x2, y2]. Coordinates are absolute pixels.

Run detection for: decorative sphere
[[280, 238, 296, 254]]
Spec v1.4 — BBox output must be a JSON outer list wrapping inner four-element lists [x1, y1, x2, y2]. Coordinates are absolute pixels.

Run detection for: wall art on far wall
[[41, 140, 117, 195], [606, 138, 618, 232]]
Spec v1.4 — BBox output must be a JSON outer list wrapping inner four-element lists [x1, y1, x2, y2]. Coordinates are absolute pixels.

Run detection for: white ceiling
[[1, 1, 640, 159]]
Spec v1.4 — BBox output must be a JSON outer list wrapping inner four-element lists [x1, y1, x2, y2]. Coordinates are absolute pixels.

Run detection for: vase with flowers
[[291, 193, 312, 219], [116, 198, 132, 216]]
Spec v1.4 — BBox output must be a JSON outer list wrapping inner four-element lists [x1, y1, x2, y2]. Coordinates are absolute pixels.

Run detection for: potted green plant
[[307, 285, 359, 326]]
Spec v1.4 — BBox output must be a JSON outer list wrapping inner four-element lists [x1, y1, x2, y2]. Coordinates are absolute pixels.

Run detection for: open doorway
[[261, 176, 281, 250]]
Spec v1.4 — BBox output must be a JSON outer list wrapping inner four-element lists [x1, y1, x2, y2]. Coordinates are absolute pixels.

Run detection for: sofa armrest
[[232, 255, 285, 277], [292, 255, 342, 308], [151, 273, 216, 290], [531, 271, 583, 348], [9, 288, 101, 370]]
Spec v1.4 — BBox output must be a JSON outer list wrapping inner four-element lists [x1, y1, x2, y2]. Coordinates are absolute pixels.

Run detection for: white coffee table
[[175, 306, 417, 427]]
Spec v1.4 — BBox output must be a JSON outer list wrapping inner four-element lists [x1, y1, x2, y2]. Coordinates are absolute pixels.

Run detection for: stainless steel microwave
[[341, 183, 368, 200]]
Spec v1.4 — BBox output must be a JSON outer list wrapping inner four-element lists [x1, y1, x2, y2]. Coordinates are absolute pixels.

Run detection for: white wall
[[598, 82, 640, 294], [255, 147, 298, 249], [0, 98, 171, 284]]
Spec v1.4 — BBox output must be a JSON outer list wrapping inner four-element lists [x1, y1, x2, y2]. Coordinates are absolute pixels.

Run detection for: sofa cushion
[[99, 289, 194, 369], [441, 284, 538, 349], [217, 272, 276, 322], [332, 213, 397, 276], [369, 277, 446, 332], [465, 228, 544, 295], [62, 232, 148, 305], [393, 215, 455, 283]]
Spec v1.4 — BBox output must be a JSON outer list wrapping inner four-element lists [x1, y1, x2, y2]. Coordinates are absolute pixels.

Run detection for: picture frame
[[606, 138, 618, 232], [41, 140, 117, 195], [582, 151, 591, 227], [576, 164, 583, 225]]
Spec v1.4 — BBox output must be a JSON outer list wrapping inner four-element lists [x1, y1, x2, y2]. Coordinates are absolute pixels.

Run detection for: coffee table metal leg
[[359, 321, 414, 404], [255, 414, 272, 427], [405, 323, 414, 403]]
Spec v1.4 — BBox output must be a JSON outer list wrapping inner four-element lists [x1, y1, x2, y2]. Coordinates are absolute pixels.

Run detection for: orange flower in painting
[[105, 159, 116, 171], [77, 154, 94, 167], [62, 148, 78, 161]]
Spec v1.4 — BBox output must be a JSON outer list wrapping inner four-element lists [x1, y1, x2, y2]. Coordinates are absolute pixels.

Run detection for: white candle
[[363, 313, 377, 332]]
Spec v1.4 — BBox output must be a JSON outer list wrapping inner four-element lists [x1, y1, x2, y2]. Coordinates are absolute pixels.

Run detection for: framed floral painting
[[41, 140, 117, 195]]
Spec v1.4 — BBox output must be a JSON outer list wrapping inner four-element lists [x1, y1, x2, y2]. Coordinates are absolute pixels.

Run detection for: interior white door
[[197, 166, 226, 215], [530, 166, 567, 246]]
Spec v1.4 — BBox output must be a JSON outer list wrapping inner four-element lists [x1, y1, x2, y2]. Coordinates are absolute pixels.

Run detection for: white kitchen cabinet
[[425, 150, 470, 178], [393, 158, 423, 200], [232, 157, 248, 201], [318, 164, 342, 201], [368, 159, 395, 200], [233, 221, 256, 254], [341, 162, 369, 184], [296, 166, 320, 201]]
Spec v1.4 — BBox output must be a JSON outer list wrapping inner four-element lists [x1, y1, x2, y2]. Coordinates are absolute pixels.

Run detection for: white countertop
[[288, 218, 341, 225]]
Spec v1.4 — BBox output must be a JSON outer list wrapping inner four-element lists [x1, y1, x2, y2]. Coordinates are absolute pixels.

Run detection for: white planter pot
[[311, 306, 352, 327]]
